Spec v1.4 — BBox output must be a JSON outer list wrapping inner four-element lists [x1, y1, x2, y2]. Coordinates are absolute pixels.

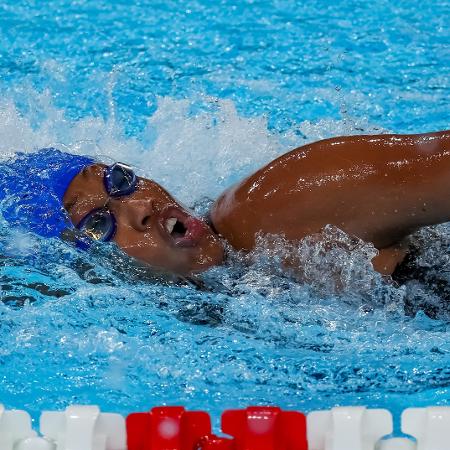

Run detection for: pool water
[[0, 0, 449, 431]]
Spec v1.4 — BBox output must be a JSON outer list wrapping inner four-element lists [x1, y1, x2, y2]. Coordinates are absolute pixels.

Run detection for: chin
[[182, 237, 225, 274], [118, 228, 225, 276]]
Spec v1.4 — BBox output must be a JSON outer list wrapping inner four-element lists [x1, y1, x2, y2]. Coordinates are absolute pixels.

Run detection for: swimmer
[[1, 130, 449, 279]]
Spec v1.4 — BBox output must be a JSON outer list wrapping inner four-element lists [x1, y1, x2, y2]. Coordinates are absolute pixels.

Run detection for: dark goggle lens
[[77, 209, 116, 242], [106, 163, 137, 197]]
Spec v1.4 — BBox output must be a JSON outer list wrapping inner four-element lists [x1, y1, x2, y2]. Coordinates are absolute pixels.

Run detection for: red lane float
[[221, 406, 307, 450], [126, 406, 212, 450], [196, 434, 235, 450], [126, 406, 307, 450]]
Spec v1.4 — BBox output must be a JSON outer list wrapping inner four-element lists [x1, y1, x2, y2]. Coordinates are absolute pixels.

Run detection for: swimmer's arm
[[211, 130, 450, 252]]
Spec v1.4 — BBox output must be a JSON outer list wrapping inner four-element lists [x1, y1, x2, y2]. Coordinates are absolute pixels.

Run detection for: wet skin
[[211, 130, 450, 274], [63, 164, 225, 275], [64, 130, 450, 276]]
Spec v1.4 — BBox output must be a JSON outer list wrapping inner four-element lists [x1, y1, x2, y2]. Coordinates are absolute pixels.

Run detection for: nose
[[110, 197, 155, 232]]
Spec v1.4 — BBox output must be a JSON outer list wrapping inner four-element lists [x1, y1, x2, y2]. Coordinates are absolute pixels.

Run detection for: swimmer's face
[[63, 164, 225, 275]]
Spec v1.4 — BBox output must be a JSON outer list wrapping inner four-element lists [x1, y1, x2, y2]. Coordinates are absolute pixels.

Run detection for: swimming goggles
[[76, 162, 138, 242]]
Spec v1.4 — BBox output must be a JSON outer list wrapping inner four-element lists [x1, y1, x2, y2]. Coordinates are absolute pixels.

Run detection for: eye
[[77, 209, 116, 242]]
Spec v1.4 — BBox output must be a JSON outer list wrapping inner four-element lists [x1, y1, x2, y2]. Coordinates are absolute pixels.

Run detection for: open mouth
[[159, 206, 207, 247], [165, 217, 188, 239]]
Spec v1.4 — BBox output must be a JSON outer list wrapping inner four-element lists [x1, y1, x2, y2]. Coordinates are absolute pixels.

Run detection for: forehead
[[76, 163, 107, 196], [63, 163, 107, 214]]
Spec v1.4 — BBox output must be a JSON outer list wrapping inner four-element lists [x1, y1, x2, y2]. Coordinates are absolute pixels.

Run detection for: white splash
[[0, 89, 385, 207]]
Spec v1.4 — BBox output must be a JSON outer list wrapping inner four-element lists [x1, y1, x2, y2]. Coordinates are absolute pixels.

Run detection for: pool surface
[[0, 0, 449, 431]]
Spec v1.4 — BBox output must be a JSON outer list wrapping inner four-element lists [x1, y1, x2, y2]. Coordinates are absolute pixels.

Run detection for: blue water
[[0, 0, 449, 432]]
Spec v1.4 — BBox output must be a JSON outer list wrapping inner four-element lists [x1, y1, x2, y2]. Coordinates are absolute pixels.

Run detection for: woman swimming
[[1, 130, 449, 279]]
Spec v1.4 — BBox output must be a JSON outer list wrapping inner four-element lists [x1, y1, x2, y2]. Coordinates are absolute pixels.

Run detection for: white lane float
[[307, 406, 392, 450], [2, 403, 450, 449]]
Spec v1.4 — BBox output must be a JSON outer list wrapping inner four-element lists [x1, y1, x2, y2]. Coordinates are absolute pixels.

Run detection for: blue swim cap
[[0, 148, 95, 238]]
